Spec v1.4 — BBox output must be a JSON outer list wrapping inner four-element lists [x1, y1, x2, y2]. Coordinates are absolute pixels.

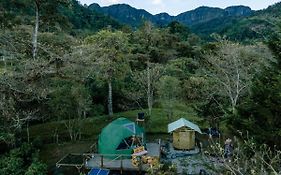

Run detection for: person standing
[[224, 138, 233, 161]]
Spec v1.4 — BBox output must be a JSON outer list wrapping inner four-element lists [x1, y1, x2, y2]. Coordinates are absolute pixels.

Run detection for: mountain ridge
[[88, 3, 253, 27]]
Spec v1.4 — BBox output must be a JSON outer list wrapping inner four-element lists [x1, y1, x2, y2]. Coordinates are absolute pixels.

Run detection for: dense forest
[[1, 0, 281, 175]]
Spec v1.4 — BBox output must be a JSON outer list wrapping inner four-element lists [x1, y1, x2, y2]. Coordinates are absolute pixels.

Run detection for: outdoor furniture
[[132, 146, 148, 156]]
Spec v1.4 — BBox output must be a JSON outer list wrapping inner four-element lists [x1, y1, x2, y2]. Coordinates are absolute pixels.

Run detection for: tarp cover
[[98, 117, 144, 155]]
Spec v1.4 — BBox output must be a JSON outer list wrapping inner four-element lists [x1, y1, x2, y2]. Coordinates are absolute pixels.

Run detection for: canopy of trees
[[1, 1, 281, 174]]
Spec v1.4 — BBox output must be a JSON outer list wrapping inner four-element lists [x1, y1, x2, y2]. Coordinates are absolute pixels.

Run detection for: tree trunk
[[2, 51, 6, 73], [64, 120, 73, 141], [32, 1, 39, 59], [26, 122, 30, 143], [147, 64, 152, 116], [54, 128, 59, 144], [108, 80, 113, 117]]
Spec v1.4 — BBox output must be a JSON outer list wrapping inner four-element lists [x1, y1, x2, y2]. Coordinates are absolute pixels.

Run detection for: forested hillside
[[88, 3, 253, 30], [0, 0, 121, 35], [88, 2, 281, 41], [1, 0, 281, 175], [217, 2, 281, 41]]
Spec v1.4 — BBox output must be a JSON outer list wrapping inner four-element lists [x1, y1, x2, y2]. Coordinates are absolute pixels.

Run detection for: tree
[[84, 29, 129, 117], [131, 22, 167, 116], [204, 41, 273, 113], [48, 81, 91, 141], [32, 0, 39, 59], [0, 25, 79, 143], [167, 21, 191, 41], [232, 25, 281, 148], [25, 159, 47, 175], [0, 69, 46, 144], [0, 143, 47, 175], [31, 0, 69, 59], [204, 136, 281, 174], [235, 70, 281, 147], [131, 63, 164, 115], [157, 76, 181, 120]]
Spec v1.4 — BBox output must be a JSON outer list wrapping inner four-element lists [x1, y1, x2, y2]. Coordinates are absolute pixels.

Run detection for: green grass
[[30, 107, 203, 141], [39, 142, 92, 166]]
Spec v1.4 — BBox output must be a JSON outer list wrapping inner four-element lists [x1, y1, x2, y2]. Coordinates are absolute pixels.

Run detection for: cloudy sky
[[79, 0, 280, 15]]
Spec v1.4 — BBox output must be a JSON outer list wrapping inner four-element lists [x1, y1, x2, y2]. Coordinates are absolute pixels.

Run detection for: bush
[[0, 143, 47, 175], [25, 160, 47, 175], [205, 136, 281, 174]]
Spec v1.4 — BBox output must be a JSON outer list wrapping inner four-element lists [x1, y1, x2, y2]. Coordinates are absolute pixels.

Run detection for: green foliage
[[205, 136, 281, 174], [84, 29, 130, 81], [232, 69, 281, 148], [190, 3, 281, 42], [89, 3, 155, 28], [59, 0, 121, 35], [25, 160, 47, 175], [166, 57, 200, 79], [131, 22, 180, 65], [157, 76, 181, 120], [38, 32, 77, 57], [196, 95, 227, 128], [48, 79, 91, 120], [0, 132, 15, 145], [147, 163, 177, 175], [0, 143, 47, 175], [0, 0, 121, 34], [48, 80, 80, 120], [202, 41, 272, 112], [0, 155, 24, 175], [268, 25, 281, 63], [1, 2, 281, 174], [167, 21, 191, 40], [228, 26, 281, 148]]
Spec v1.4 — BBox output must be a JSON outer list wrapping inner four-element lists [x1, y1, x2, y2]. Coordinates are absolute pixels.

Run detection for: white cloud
[[152, 0, 163, 5], [103, 0, 121, 4]]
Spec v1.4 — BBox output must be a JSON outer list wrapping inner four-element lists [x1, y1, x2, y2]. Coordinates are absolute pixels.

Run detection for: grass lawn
[[30, 105, 206, 166], [30, 107, 204, 142], [40, 142, 92, 166]]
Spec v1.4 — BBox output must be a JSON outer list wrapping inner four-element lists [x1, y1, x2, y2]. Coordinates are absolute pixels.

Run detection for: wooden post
[[101, 155, 104, 168], [120, 155, 123, 174], [76, 166, 81, 173], [159, 139, 161, 157], [139, 156, 142, 174]]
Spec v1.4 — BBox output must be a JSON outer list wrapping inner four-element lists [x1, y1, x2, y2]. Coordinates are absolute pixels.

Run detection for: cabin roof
[[168, 118, 202, 134]]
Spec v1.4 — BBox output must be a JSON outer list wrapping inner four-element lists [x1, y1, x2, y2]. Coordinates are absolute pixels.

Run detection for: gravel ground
[[162, 143, 224, 174]]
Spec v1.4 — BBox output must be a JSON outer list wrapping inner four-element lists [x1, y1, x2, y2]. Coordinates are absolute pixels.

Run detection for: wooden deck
[[86, 155, 148, 171], [84, 142, 161, 172]]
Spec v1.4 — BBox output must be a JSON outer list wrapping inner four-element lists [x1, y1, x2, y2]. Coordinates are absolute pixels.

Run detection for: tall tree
[[84, 30, 129, 117], [157, 76, 181, 120], [131, 63, 164, 114], [32, 0, 39, 59], [131, 22, 165, 115], [31, 0, 69, 59], [204, 41, 273, 113], [233, 24, 281, 147]]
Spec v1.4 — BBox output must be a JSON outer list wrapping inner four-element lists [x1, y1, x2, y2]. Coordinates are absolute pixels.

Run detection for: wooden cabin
[[168, 118, 202, 150]]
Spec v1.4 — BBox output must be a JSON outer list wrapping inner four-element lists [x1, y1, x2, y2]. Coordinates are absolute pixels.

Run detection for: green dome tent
[[98, 117, 145, 156]]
